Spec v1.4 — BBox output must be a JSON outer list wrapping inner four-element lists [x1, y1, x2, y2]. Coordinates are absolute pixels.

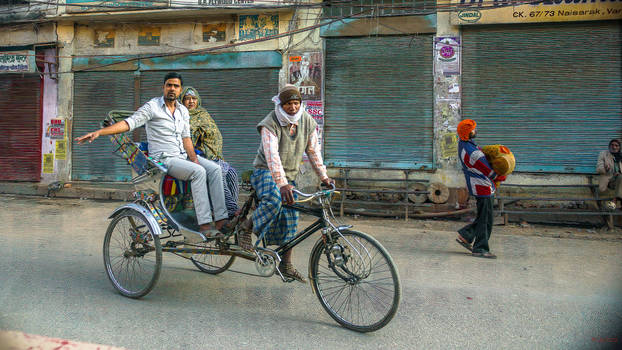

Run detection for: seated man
[[243, 85, 334, 283], [596, 139, 622, 208], [75, 72, 228, 238]]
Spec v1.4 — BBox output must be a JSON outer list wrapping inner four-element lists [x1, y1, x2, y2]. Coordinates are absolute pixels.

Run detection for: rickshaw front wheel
[[103, 209, 162, 298]]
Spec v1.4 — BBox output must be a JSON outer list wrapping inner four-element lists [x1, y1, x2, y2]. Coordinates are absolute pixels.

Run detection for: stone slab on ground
[[0, 330, 127, 350]]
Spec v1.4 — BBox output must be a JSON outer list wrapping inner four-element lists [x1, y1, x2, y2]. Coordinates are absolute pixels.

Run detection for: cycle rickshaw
[[101, 113, 401, 332]]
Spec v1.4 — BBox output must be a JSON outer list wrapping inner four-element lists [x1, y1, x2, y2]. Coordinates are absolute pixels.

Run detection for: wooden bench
[[495, 176, 620, 229]]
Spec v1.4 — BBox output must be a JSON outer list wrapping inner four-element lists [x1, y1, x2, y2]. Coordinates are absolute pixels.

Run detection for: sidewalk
[[0, 330, 126, 350], [0, 181, 134, 201], [2, 181, 620, 241]]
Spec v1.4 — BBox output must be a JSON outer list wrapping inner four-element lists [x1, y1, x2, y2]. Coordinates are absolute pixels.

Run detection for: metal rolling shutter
[[0, 74, 41, 181], [462, 21, 622, 173], [324, 35, 434, 169], [139, 68, 278, 174], [72, 71, 135, 181]]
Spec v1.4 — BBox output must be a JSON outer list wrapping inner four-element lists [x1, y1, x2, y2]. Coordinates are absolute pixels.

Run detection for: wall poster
[[288, 52, 322, 100]]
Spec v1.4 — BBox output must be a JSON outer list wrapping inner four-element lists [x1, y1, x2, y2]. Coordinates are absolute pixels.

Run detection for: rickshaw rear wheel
[[103, 209, 162, 298], [190, 235, 236, 274]]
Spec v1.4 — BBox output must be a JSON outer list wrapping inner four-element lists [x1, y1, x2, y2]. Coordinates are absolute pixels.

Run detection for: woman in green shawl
[[181, 86, 240, 218]]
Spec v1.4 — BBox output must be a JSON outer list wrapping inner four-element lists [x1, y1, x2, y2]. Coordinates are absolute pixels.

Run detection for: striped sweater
[[458, 140, 498, 197]]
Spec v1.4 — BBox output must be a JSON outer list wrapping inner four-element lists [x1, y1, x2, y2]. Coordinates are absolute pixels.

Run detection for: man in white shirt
[[75, 72, 228, 238]]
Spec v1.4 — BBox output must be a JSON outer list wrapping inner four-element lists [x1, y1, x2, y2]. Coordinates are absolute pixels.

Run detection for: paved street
[[1, 194, 621, 350]]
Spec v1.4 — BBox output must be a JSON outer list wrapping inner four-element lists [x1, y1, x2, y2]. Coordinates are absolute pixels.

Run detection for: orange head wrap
[[457, 119, 476, 141]]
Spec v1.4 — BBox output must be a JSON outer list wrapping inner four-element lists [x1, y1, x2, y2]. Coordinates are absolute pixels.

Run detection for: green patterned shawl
[[180, 86, 224, 160]]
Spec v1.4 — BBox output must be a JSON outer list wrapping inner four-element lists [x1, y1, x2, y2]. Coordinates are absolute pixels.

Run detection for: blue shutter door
[[324, 35, 434, 169], [462, 21, 622, 173], [72, 71, 135, 181], [139, 68, 278, 174]]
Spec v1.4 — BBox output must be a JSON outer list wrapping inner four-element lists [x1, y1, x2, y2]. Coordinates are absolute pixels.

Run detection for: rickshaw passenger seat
[[138, 142, 149, 155]]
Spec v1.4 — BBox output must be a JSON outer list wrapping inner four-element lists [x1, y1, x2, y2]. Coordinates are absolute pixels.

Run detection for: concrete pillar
[[56, 22, 75, 183], [431, 4, 464, 189]]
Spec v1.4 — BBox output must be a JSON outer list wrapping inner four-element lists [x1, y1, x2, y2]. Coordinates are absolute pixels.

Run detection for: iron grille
[[323, 0, 436, 18]]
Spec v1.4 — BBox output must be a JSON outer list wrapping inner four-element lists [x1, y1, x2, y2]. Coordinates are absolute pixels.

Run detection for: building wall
[[0, 22, 56, 46], [63, 8, 323, 184], [1, 4, 615, 197]]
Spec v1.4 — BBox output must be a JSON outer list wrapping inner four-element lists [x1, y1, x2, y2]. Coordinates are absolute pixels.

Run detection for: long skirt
[[214, 159, 240, 218], [250, 168, 298, 246]]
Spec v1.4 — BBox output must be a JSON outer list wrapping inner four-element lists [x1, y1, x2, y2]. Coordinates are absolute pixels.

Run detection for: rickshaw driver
[[75, 72, 229, 238], [242, 84, 334, 282]]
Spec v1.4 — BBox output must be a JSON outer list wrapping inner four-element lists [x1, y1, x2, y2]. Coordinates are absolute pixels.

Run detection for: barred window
[[323, 0, 436, 18], [0, 0, 29, 5]]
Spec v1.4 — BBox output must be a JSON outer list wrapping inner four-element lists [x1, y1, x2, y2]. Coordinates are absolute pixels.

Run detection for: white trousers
[[164, 156, 228, 225]]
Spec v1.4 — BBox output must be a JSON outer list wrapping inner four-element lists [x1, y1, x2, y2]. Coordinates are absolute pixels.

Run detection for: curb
[[0, 181, 134, 201]]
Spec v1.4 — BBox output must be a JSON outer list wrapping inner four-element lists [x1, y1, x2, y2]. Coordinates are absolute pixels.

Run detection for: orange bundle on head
[[481, 144, 515, 176]]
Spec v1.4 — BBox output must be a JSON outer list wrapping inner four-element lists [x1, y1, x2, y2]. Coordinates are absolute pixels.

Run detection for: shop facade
[[455, 4, 622, 174], [0, 21, 59, 183], [1, 0, 621, 197], [61, 7, 316, 183]]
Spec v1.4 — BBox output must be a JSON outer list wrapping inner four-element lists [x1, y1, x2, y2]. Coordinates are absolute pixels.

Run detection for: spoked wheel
[[309, 229, 401, 332], [103, 209, 162, 298], [190, 235, 236, 274]]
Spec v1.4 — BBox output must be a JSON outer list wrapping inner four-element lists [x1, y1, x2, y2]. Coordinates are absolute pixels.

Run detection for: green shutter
[[462, 21, 622, 173], [72, 71, 135, 181], [324, 36, 434, 169], [139, 68, 279, 174]]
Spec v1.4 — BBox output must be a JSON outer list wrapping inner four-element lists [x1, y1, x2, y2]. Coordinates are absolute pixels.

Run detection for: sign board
[[302, 101, 324, 161], [45, 119, 66, 140], [451, 0, 622, 25], [43, 154, 54, 174], [65, 0, 167, 13], [239, 14, 279, 41], [0, 51, 35, 73], [175, 0, 288, 7], [288, 52, 322, 100], [55, 140, 67, 160]]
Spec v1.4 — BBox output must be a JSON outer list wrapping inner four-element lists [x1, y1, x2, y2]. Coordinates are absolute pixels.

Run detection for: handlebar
[[292, 183, 337, 203]]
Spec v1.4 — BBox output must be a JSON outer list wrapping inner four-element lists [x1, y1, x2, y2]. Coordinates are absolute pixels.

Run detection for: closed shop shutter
[[72, 71, 136, 181], [139, 68, 278, 174], [462, 21, 622, 173], [324, 35, 434, 169], [0, 74, 41, 181]]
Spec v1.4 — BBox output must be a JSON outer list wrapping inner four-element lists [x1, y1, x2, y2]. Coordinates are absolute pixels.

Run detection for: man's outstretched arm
[[74, 120, 130, 144]]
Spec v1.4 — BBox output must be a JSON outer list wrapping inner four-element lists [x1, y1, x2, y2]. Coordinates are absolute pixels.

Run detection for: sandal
[[217, 219, 233, 235], [456, 234, 473, 252], [237, 229, 254, 251], [200, 228, 224, 239], [279, 262, 307, 283], [471, 251, 497, 259]]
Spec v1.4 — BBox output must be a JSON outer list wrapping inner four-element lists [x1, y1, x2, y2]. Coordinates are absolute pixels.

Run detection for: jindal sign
[[457, 9, 482, 22]]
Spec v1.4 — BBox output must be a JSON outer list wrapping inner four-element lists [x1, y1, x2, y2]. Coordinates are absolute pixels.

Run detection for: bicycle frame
[[274, 204, 325, 256]]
